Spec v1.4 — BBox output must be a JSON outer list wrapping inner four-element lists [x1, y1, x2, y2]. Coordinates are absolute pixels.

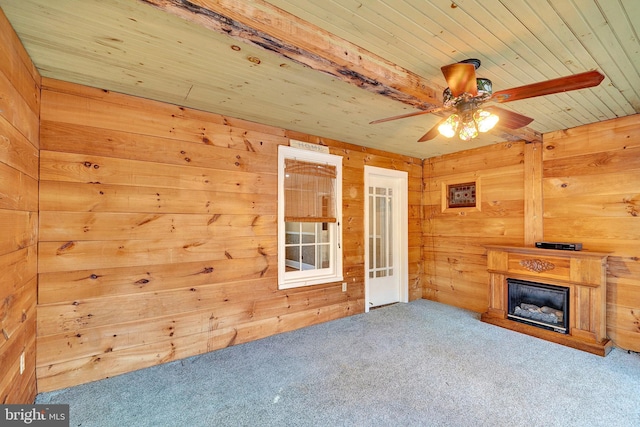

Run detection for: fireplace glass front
[[507, 278, 569, 334]]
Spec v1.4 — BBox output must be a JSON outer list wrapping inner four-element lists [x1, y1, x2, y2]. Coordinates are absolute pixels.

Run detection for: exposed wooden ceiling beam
[[494, 125, 542, 143], [141, 0, 441, 109], [140, 0, 540, 142]]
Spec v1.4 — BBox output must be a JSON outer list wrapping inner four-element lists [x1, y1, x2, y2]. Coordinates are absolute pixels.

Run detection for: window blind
[[284, 158, 337, 222]]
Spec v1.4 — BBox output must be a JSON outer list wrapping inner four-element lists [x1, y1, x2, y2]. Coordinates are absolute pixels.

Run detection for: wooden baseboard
[[480, 313, 613, 357]]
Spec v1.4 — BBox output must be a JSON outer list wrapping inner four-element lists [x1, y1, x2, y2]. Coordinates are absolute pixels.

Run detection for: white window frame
[[278, 145, 343, 289]]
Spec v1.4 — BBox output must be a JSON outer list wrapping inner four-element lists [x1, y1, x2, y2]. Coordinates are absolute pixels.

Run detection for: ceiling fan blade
[[492, 70, 604, 103], [370, 106, 448, 124], [418, 120, 444, 142], [484, 106, 534, 129], [441, 63, 478, 97]]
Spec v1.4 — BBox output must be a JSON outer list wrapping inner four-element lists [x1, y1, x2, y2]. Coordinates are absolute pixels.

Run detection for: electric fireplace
[[507, 279, 569, 334], [482, 245, 612, 356]]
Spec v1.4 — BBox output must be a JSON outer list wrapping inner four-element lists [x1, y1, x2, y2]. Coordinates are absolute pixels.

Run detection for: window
[[278, 145, 343, 289]]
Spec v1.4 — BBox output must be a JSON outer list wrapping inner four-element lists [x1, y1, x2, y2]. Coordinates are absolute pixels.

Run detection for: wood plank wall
[[422, 141, 527, 313], [543, 115, 640, 352], [0, 8, 40, 404], [37, 78, 423, 392]]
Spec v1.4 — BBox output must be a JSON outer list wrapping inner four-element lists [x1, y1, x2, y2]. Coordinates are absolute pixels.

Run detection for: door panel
[[365, 167, 407, 309]]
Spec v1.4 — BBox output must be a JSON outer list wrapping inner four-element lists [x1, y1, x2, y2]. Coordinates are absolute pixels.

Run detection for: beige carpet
[[36, 299, 640, 426]]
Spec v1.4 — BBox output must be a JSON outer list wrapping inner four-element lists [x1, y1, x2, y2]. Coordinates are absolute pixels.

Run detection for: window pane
[[369, 195, 374, 235], [301, 222, 315, 243], [301, 222, 315, 233], [369, 236, 374, 267], [286, 246, 300, 271], [319, 243, 330, 268], [284, 222, 300, 245], [301, 246, 316, 269], [376, 195, 386, 269], [285, 222, 300, 244], [319, 223, 330, 243]]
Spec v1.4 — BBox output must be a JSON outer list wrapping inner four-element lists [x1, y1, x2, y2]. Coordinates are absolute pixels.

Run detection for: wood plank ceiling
[[1, 0, 638, 158]]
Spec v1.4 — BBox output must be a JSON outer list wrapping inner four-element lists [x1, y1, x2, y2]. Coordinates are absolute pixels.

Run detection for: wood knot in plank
[[195, 267, 214, 275], [183, 241, 205, 249], [2, 295, 14, 320], [519, 258, 555, 273], [57, 241, 76, 255], [137, 215, 162, 227], [243, 135, 256, 152], [260, 265, 269, 277]]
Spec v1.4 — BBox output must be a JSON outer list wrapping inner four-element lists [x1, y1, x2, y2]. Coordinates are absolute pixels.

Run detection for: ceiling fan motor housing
[[443, 78, 493, 108], [460, 58, 481, 69]]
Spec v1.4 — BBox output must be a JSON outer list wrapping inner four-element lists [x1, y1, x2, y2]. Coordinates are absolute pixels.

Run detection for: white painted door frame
[[364, 166, 409, 312]]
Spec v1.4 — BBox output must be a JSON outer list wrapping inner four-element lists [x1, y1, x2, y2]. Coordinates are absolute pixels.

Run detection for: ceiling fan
[[370, 59, 605, 142]]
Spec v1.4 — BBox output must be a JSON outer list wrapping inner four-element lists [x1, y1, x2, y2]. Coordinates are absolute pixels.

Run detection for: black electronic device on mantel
[[535, 242, 583, 251]]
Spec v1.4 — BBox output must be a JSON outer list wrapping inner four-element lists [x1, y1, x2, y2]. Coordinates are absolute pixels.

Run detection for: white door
[[364, 166, 408, 311]]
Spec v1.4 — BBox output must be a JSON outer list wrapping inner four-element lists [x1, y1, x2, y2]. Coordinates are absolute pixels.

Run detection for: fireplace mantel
[[481, 245, 612, 356]]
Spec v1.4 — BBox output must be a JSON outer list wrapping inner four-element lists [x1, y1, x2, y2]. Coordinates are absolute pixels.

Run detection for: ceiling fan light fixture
[[474, 108, 499, 132], [458, 118, 479, 141], [438, 113, 460, 138]]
